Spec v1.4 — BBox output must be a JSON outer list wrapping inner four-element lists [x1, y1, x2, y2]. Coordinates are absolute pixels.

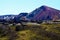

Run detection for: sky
[[0, 0, 60, 15]]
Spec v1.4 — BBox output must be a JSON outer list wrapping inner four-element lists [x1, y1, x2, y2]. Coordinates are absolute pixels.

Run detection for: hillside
[[27, 5, 60, 21], [0, 23, 60, 40]]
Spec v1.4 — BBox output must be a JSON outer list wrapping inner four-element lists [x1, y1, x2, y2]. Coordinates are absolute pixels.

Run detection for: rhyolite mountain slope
[[26, 5, 60, 21]]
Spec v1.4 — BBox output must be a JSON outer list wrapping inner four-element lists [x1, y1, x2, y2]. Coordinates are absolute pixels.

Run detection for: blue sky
[[0, 0, 60, 15]]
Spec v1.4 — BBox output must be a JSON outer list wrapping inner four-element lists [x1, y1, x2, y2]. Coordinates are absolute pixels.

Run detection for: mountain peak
[[39, 5, 51, 11], [40, 5, 47, 8]]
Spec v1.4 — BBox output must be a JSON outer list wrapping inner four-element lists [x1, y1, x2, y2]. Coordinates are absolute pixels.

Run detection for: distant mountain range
[[0, 5, 60, 23]]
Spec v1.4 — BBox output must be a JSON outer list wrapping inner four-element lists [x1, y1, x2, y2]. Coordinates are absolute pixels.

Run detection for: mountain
[[0, 15, 17, 23], [0, 5, 60, 23], [26, 5, 60, 21], [14, 13, 28, 23], [0, 13, 28, 23], [0, 15, 16, 20]]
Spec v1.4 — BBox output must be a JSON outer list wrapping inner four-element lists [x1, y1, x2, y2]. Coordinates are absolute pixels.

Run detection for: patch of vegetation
[[0, 23, 60, 40]]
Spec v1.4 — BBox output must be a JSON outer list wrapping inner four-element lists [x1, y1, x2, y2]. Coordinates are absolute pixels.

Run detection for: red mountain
[[26, 5, 60, 21]]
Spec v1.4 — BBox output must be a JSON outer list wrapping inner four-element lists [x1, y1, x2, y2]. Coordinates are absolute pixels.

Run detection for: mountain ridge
[[0, 5, 60, 23]]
